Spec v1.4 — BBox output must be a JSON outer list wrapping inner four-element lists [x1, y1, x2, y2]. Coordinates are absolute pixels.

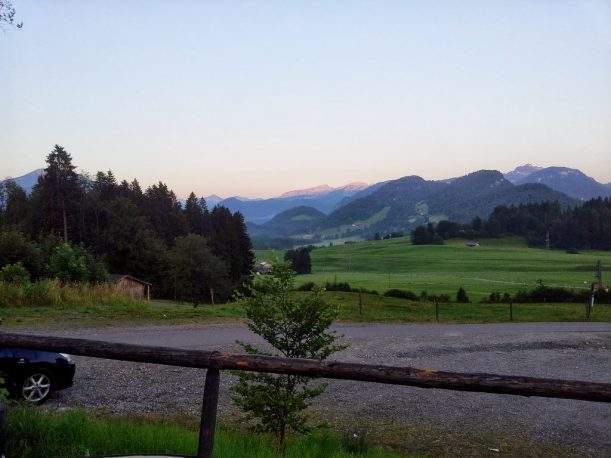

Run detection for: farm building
[[255, 262, 273, 275], [111, 274, 151, 300]]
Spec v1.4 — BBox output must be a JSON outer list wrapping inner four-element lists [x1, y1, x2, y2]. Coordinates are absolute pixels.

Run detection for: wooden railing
[[1, 332, 610, 457]]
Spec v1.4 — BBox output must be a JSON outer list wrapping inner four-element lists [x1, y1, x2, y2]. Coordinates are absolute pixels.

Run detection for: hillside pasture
[[286, 236, 611, 302]]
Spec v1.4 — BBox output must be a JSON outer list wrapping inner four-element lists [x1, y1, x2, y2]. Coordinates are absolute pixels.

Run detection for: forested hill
[[322, 170, 576, 234], [0, 146, 254, 302], [261, 206, 325, 236]]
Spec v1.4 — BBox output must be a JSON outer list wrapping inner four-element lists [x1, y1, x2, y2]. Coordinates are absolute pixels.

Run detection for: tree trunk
[[62, 201, 68, 242]]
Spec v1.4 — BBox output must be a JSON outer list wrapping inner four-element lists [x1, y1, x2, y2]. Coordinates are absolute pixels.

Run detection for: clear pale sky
[[1, 0, 610, 198]]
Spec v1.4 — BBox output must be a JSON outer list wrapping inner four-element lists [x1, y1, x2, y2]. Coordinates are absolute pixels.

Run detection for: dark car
[[0, 347, 75, 404]]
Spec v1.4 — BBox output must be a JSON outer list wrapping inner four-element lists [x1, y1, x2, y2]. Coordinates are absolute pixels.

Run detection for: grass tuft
[[5, 405, 405, 458]]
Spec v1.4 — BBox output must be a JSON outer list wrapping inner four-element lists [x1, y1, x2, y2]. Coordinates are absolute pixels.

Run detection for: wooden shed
[[111, 274, 151, 300]]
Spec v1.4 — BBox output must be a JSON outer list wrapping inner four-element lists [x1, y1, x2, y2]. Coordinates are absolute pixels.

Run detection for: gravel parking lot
[[28, 323, 611, 457]]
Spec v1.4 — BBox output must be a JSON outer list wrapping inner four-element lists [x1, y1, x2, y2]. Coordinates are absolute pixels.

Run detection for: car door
[[0, 347, 20, 390]]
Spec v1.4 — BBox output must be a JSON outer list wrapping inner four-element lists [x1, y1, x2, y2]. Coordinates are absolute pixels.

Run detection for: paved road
[[43, 321, 611, 349]]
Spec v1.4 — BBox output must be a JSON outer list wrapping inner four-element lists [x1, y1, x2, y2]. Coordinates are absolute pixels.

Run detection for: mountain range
[[251, 170, 578, 242], [3, 164, 609, 240]]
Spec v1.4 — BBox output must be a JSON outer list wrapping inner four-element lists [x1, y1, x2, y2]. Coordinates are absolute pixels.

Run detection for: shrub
[[512, 286, 596, 303], [456, 286, 470, 303], [324, 281, 353, 292], [296, 282, 316, 292], [0, 262, 30, 285], [383, 289, 419, 301]]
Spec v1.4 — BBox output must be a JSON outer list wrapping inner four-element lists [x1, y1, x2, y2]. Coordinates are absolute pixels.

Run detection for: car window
[[0, 349, 12, 358]]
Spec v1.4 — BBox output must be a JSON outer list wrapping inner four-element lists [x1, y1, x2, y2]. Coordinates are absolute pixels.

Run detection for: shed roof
[[110, 274, 152, 286]]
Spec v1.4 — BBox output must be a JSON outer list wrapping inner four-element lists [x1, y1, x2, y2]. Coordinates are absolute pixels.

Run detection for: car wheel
[[21, 370, 53, 404]]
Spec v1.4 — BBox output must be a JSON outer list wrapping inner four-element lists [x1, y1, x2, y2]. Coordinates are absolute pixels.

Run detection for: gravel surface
[[25, 323, 611, 457]]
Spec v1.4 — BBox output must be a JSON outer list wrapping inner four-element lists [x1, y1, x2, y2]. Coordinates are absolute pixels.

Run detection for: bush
[[513, 286, 593, 303], [324, 281, 353, 292], [456, 286, 470, 303], [0, 262, 30, 284], [383, 289, 419, 301], [296, 282, 316, 292]]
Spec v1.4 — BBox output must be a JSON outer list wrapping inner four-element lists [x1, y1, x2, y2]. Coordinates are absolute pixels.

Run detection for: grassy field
[[265, 236, 611, 302], [1, 236, 609, 328], [5, 405, 403, 458]]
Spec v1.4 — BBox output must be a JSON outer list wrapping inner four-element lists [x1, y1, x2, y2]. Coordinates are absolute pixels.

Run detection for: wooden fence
[[1, 332, 610, 458]]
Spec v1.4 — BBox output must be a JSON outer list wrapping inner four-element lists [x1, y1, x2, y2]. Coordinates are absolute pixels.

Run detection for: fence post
[[197, 368, 220, 458], [359, 289, 363, 316], [586, 300, 591, 320], [435, 299, 439, 321], [509, 302, 513, 321]]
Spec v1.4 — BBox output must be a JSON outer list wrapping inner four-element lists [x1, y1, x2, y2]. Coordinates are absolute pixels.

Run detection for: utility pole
[[545, 231, 550, 251]]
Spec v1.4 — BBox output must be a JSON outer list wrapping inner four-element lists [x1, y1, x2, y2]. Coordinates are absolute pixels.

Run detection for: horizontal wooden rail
[[1, 332, 610, 403]]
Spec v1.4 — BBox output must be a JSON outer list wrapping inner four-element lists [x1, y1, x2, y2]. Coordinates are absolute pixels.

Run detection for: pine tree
[[456, 286, 470, 303], [34, 145, 83, 242]]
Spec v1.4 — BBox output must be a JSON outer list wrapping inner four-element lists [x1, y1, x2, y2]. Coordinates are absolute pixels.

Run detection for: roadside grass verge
[[5, 405, 404, 458], [1, 292, 609, 328], [323, 292, 611, 323], [0, 299, 243, 328]]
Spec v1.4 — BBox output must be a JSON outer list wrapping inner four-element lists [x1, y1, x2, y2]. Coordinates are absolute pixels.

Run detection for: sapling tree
[[231, 263, 345, 446]]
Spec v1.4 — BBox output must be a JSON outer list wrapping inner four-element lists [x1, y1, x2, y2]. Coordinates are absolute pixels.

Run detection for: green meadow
[[257, 236, 611, 302]]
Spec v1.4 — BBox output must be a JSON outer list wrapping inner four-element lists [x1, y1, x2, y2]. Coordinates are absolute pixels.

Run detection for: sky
[[1, 0, 610, 198]]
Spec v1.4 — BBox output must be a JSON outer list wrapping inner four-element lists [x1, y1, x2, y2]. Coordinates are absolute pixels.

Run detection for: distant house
[[465, 241, 480, 247], [111, 274, 151, 300], [255, 262, 273, 275]]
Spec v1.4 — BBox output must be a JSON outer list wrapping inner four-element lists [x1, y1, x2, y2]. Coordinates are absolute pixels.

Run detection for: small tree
[[284, 247, 312, 274], [231, 263, 345, 446], [456, 286, 470, 303], [169, 234, 229, 306], [48, 243, 89, 283]]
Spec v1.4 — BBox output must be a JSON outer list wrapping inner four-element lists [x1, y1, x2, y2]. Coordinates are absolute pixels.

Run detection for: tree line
[[0, 145, 254, 302], [410, 198, 611, 250]]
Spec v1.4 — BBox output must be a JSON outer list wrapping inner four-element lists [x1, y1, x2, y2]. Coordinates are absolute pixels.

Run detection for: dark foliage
[[483, 198, 611, 250], [456, 286, 470, 303], [296, 281, 316, 291], [0, 146, 254, 298], [284, 247, 312, 274], [411, 223, 444, 245], [383, 289, 419, 301]]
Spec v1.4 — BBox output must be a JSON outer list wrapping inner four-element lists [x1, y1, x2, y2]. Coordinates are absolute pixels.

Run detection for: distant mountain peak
[[515, 166, 610, 200], [504, 164, 543, 184], [281, 184, 334, 198], [204, 194, 224, 206], [0, 169, 45, 194], [338, 182, 369, 192], [279, 182, 368, 198]]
